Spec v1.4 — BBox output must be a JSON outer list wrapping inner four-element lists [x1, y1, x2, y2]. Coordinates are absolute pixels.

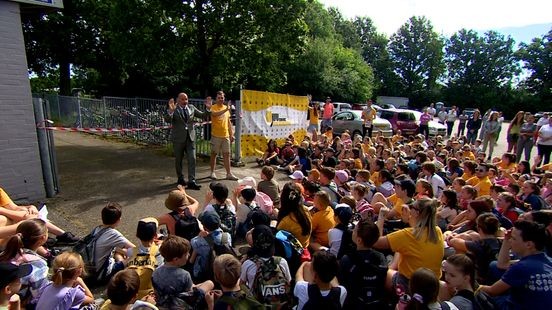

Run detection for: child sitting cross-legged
[[152, 235, 213, 309], [99, 269, 157, 310]]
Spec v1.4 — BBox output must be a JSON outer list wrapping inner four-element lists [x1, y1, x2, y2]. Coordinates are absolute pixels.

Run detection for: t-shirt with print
[[293, 280, 347, 310], [152, 264, 193, 308], [126, 243, 164, 267], [13, 249, 49, 303], [501, 252, 552, 308], [311, 207, 336, 247], [94, 227, 131, 272]]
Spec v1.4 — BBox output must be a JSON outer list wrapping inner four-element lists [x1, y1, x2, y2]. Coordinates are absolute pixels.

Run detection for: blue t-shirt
[[501, 252, 552, 309]]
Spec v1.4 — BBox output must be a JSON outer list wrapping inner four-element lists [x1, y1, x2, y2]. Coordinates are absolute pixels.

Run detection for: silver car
[[411, 110, 447, 137], [331, 110, 393, 137]]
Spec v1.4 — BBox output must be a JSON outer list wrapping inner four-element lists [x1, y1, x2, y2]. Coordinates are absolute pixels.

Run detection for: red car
[[378, 109, 419, 135]]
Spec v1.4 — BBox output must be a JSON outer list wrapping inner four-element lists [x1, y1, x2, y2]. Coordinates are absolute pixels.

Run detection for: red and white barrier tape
[[36, 121, 211, 132]]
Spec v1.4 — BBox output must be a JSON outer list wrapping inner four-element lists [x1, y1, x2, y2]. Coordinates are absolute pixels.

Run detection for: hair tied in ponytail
[[288, 190, 298, 201], [56, 267, 65, 273], [413, 293, 424, 303]]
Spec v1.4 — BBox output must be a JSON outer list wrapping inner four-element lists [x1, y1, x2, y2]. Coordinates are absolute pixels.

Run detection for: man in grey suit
[[165, 93, 228, 190]]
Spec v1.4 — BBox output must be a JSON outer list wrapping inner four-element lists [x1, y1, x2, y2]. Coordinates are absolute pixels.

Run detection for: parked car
[[411, 110, 447, 137], [331, 111, 393, 137], [320, 102, 352, 115], [378, 109, 419, 135]]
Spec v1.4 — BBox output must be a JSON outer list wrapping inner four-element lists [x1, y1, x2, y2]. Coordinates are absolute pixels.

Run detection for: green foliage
[[517, 29, 552, 106], [389, 16, 445, 107]]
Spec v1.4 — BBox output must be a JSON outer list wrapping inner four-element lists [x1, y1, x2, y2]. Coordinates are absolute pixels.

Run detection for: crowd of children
[[1, 108, 552, 309]]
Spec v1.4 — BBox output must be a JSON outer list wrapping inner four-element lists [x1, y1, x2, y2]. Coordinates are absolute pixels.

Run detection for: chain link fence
[[33, 93, 214, 156]]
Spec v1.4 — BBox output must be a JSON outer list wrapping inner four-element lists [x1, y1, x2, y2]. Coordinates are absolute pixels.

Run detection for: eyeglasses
[[476, 168, 486, 172]]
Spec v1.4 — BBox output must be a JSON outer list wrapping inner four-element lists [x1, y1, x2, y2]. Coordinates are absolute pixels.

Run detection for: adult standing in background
[[361, 99, 377, 138], [446, 106, 457, 137], [427, 102, 436, 117], [419, 108, 432, 139], [507, 111, 525, 153], [307, 96, 320, 141], [209, 91, 239, 181], [438, 107, 447, 125], [536, 116, 552, 166], [166, 93, 213, 189], [466, 109, 482, 145], [321, 97, 334, 133], [517, 114, 537, 163], [457, 110, 468, 137], [482, 111, 501, 160]]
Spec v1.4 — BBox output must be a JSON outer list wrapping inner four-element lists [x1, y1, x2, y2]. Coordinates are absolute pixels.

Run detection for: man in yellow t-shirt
[[361, 99, 377, 138], [209, 91, 238, 181], [474, 164, 493, 197]]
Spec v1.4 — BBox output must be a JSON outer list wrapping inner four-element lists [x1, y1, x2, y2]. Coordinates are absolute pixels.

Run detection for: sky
[[319, 0, 551, 42]]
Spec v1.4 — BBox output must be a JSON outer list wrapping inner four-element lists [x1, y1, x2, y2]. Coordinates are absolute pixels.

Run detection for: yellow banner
[[242, 90, 308, 112]]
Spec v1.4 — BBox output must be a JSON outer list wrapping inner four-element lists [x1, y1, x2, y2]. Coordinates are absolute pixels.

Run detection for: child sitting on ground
[[153, 235, 213, 309], [232, 187, 258, 239], [100, 269, 157, 310], [338, 218, 387, 309], [157, 185, 199, 236], [125, 218, 164, 300], [205, 254, 263, 310], [203, 183, 236, 239], [294, 250, 347, 309], [36, 252, 95, 310], [257, 166, 281, 209], [0, 263, 32, 310], [309, 191, 336, 252]]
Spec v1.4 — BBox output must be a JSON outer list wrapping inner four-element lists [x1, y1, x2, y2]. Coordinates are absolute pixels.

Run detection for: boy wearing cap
[[157, 185, 199, 236], [0, 263, 32, 310]]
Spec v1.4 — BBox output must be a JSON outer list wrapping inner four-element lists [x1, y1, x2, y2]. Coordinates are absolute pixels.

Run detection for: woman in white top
[[537, 116, 552, 166]]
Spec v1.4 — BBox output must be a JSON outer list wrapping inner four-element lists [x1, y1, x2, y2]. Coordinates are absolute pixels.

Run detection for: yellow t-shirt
[[277, 211, 312, 248], [392, 197, 405, 217], [323, 131, 333, 142], [497, 161, 516, 172], [210, 104, 230, 138], [462, 151, 476, 161], [387, 227, 444, 279], [311, 207, 336, 247], [475, 176, 492, 197], [371, 171, 381, 187], [543, 163, 552, 171], [309, 107, 319, 125], [0, 187, 13, 207], [354, 158, 363, 169], [466, 176, 479, 186]]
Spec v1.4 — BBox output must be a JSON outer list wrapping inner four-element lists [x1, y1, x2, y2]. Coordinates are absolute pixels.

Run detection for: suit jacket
[[164, 104, 208, 143]]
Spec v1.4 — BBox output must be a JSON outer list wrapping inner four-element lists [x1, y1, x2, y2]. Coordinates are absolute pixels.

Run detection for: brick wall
[[0, 0, 45, 201]]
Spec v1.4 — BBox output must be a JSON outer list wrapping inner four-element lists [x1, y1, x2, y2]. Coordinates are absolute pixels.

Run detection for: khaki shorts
[[211, 136, 231, 154]]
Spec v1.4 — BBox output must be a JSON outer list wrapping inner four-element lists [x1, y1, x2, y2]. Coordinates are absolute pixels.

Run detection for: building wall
[[0, 0, 45, 201]]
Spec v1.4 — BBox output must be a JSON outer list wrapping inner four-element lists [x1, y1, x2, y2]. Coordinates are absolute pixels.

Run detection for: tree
[[445, 29, 519, 110], [389, 16, 445, 106], [517, 29, 552, 107]]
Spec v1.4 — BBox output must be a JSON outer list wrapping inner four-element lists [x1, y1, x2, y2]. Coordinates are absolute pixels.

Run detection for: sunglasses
[[476, 168, 486, 172]]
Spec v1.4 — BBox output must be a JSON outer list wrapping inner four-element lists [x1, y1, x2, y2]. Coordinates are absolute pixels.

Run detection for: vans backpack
[[250, 256, 292, 309], [73, 226, 110, 283], [126, 243, 160, 299], [171, 208, 200, 241], [213, 203, 236, 238]]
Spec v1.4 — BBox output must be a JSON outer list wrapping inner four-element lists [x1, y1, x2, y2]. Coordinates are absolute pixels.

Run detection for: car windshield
[[398, 112, 415, 121], [334, 112, 352, 120], [380, 110, 394, 119]]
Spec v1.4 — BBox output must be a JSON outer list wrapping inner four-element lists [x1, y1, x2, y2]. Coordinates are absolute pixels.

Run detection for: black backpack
[[73, 226, 111, 284], [213, 203, 237, 239], [302, 284, 342, 310], [345, 251, 387, 309], [171, 208, 200, 241]]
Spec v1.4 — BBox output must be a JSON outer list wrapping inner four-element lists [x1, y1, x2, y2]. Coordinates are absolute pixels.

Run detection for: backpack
[[213, 203, 237, 239], [243, 203, 261, 232], [217, 285, 265, 310], [302, 284, 342, 310], [250, 256, 292, 309], [126, 243, 160, 300], [171, 208, 200, 241], [72, 226, 110, 283], [197, 232, 237, 282], [346, 251, 387, 308]]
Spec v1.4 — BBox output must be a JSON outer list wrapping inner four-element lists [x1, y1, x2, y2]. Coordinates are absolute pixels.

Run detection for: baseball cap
[[165, 190, 189, 211], [289, 171, 305, 180], [238, 176, 257, 188], [0, 263, 32, 289], [136, 217, 158, 241], [199, 211, 221, 231], [334, 204, 353, 224]]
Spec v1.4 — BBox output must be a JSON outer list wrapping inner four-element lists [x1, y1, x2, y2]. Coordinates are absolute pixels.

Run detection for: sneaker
[[226, 173, 239, 181], [56, 232, 80, 245], [210, 172, 217, 180]]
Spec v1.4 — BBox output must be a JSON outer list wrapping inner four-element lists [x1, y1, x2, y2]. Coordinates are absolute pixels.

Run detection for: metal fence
[[33, 93, 214, 156]]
